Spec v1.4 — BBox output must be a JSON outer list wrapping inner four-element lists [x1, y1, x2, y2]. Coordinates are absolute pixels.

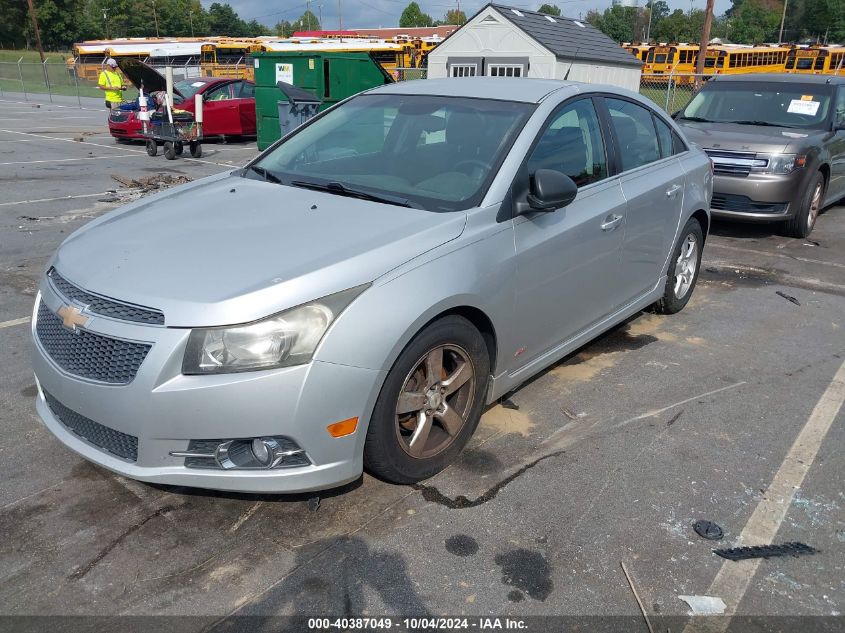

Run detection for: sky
[[201, 0, 735, 30]]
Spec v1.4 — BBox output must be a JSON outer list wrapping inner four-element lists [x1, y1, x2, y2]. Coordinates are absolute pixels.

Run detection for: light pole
[[189, 10, 194, 36], [102, 7, 109, 39], [778, 0, 788, 44], [152, 0, 160, 37], [645, 0, 653, 42]]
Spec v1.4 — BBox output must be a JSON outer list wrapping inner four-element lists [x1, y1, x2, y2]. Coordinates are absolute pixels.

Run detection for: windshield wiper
[[247, 165, 283, 184], [730, 120, 796, 128], [678, 115, 712, 122], [290, 180, 414, 208]]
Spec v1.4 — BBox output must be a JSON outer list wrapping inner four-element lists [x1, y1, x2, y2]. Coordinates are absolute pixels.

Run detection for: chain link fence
[[639, 73, 706, 114]]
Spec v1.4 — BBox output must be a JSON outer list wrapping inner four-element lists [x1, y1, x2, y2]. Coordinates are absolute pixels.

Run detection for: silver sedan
[[31, 78, 713, 492]]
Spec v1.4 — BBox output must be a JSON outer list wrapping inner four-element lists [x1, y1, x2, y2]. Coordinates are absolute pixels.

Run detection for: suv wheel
[[653, 217, 704, 315], [783, 172, 824, 238], [364, 316, 490, 484]]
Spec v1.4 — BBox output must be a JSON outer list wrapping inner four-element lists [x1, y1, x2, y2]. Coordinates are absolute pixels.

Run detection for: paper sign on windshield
[[191, 82, 205, 87], [787, 99, 820, 116]]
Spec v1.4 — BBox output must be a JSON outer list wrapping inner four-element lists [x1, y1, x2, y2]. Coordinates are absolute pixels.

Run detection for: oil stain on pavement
[[495, 548, 553, 601], [444, 534, 479, 557]]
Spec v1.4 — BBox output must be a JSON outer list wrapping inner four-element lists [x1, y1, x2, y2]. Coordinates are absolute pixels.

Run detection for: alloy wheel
[[674, 233, 699, 299], [394, 344, 476, 459], [807, 181, 822, 229]]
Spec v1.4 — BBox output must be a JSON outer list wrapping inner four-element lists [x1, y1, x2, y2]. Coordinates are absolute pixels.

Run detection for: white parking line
[[0, 192, 111, 207], [0, 317, 30, 329], [0, 98, 102, 112], [0, 128, 241, 168], [682, 357, 845, 632], [0, 155, 139, 166]]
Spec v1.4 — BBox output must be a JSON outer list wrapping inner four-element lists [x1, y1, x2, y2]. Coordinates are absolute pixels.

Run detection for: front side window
[[526, 99, 607, 187], [252, 94, 534, 211], [205, 83, 235, 101], [606, 98, 661, 171]]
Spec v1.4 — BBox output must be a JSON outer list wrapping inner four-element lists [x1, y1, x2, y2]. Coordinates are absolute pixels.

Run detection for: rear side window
[[239, 82, 254, 98], [605, 98, 661, 171], [672, 130, 687, 154], [653, 115, 679, 158]]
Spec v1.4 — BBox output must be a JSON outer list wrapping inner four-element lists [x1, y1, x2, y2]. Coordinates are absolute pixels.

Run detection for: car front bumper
[[31, 279, 386, 493], [709, 170, 806, 222]]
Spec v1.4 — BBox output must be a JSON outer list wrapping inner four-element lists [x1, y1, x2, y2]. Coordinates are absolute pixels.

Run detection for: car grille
[[704, 150, 764, 177], [711, 193, 788, 215], [44, 390, 138, 461], [35, 301, 151, 384], [48, 268, 164, 325]]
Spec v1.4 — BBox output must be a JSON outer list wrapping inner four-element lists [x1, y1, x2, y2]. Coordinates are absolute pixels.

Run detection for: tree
[[0, 0, 28, 48], [442, 9, 466, 25], [290, 10, 320, 32], [399, 2, 433, 28], [587, 5, 637, 42], [275, 20, 294, 37], [538, 4, 561, 16], [25, 0, 86, 50], [207, 2, 247, 36]]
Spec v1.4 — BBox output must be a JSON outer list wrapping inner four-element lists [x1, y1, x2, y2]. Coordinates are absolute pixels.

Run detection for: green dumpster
[[253, 51, 393, 150]]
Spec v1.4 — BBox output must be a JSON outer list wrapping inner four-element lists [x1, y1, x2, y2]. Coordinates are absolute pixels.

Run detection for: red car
[[109, 59, 256, 141]]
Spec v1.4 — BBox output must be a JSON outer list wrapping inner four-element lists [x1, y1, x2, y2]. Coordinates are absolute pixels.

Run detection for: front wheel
[[653, 217, 704, 315], [364, 316, 490, 484], [163, 141, 177, 160], [782, 172, 824, 238], [145, 140, 157, 156]]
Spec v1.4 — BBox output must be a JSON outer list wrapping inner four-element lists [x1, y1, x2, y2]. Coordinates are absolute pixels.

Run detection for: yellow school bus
[[785, 46, 845, 75], [622, 43, 654, 62], [201, 39, 263, 80], [705, 46, 791, 77]]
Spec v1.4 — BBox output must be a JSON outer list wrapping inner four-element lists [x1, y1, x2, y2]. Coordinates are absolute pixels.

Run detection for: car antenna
[[564, 47, 582, 81]]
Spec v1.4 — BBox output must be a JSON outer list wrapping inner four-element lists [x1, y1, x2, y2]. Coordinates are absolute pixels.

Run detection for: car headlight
[[764, 154, 806, 175], [182, 285, 369, 375]]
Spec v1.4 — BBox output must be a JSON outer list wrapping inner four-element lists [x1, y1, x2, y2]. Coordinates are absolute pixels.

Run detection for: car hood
[[52, 174, 467, 327], [677, 120, 818, 154]]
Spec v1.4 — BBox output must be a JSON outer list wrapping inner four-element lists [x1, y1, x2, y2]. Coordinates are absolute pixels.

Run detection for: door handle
[[665, 184, 682, 198], [600, 214, 623, 231]]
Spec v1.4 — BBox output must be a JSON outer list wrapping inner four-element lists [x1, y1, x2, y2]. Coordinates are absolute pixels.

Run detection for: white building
[[426, 3, 643, 92]]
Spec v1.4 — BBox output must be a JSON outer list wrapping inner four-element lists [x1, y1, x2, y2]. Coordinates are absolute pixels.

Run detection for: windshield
[[680, 82, 833, 129], [252, 94, 534, 211], [174, 79, 210, 100]]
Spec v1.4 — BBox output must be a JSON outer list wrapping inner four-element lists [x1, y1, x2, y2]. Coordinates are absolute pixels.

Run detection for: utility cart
[[144, 112, 203, 160]]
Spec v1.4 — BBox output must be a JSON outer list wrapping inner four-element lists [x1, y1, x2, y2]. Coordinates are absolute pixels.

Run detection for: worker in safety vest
[[98, 58, 126, 110]]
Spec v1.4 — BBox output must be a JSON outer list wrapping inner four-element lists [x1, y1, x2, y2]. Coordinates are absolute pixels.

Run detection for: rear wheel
[[163, 141, 177, 160], [653, 217, 704, 315], [174, 141, 184, 156], [364, 316, 490, 484], [145, 140, 157, 157], [783, 172, 824, 238]]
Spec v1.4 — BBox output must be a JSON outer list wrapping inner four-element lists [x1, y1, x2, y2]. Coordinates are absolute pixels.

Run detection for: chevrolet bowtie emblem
[[57, 305, 88, 331]]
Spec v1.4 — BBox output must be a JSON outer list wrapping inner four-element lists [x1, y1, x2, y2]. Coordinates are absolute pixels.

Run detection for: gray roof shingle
[[488, 4, 642, 68]]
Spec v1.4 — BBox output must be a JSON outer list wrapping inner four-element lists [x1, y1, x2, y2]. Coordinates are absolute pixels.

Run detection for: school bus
[[706, 46, 791, 76], [71, 38, 211, 81], [785, 46, 845, 75], [200, 39, 263, 79], [622, 43, 654, 62]]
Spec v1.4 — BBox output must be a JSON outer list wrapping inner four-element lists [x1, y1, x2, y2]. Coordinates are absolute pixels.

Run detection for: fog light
[[251, 438, 272, 466]]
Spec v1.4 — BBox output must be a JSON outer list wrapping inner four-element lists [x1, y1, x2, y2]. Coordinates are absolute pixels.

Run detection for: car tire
[[782, 172, 824, 238], [653, 217, 704, 315], [364, 315, 491, 484], [163, 142, 177, 160], [145, 140, 157, 157]]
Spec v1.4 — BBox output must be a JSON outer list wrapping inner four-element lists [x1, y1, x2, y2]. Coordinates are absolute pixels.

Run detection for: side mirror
[[520, 169, 578, 213]]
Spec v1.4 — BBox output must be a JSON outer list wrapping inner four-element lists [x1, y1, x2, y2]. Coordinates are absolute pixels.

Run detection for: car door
[[200, 82, 241, 136], [236, 80, 257, 135], [602, 97, 686, 304], [828, 86, 845, 201], [512, 97, 628, 368]]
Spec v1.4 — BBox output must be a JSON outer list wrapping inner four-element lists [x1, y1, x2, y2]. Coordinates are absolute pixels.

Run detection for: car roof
[[712, 73, 845, 85], [369, 77, 576, 103]]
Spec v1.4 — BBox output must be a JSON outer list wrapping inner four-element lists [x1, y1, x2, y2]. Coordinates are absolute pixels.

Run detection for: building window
[[488, 64, 523, 77], [450, 64, 477, 77]]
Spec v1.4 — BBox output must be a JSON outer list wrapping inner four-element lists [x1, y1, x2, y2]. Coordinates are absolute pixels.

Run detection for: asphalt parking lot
[[1, 94, 843, 630]]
